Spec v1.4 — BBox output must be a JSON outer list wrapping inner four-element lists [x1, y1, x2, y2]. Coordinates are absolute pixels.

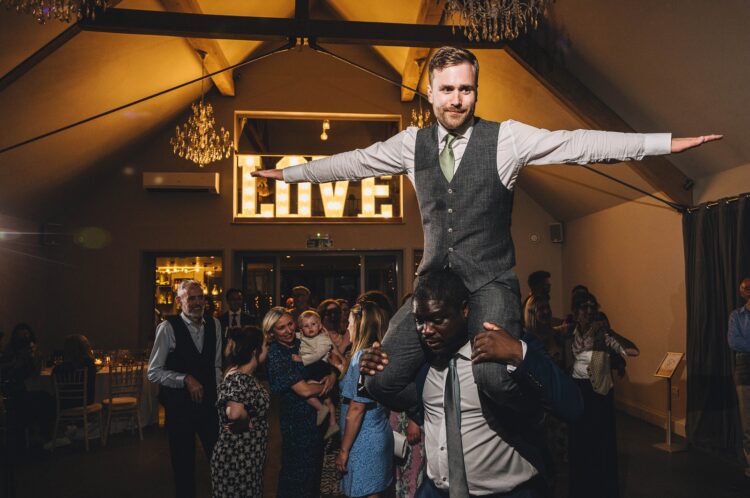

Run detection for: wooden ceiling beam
[[159, 0, 235, 96], [79, 8, 506, 48], [506, 38, 694, 207], [400, 0, 445, 102]]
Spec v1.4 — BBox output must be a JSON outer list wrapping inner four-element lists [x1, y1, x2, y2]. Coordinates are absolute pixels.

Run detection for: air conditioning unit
[[143, 172, 220, 194]]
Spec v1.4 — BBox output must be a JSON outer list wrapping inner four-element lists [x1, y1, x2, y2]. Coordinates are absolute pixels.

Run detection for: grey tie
[[440, 133, 458, 182], [445, 356, 470, 496]]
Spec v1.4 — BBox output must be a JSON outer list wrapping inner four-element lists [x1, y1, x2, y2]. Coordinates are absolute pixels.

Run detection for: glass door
[[239, 251, 402, 321]]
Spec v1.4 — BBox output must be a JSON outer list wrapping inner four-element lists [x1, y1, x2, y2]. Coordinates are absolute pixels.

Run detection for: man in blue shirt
[[728, 277, 750, 478]]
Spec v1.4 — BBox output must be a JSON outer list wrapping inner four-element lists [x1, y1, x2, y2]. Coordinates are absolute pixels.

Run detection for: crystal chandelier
[[1, 0, 108, 23], [409, 58, 431, 129], [171, 51, 233, 167], [410, 99, 432, 129], [444, 0, 551, 42]]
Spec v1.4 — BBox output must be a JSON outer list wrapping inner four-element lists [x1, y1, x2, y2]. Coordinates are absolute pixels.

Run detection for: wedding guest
[[211, 326, 269, 498], [0, 323, 53, 452], [265, 307, 336, 498], [566, 292, 639, 498], [290, 285, 314, 322], [148, 280, 222, 498], [53, 334, 97, 409], [335, 301, 393, 497]]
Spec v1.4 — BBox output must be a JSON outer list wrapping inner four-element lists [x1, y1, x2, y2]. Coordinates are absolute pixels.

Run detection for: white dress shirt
[[147, 313, 223, 388], [283, 118, 672, 191], [423, 341, 537, 495]]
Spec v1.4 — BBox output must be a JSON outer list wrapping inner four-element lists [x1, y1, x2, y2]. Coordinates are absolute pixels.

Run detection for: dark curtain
[[683, 194, 750, 457]]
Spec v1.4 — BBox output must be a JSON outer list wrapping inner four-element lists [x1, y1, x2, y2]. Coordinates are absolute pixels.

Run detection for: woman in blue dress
[[335, 301, 393, 498], [264, 307, 337, 498]]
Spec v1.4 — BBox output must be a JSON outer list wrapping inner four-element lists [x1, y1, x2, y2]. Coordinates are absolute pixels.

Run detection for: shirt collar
[[740, 305, 750, 315], [455, 339, 472, 361], [437, 117, 474, 144], [180, 312, 205, 329]]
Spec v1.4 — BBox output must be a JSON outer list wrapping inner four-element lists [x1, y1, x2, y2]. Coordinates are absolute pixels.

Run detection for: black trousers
[[165, 403, 219, 498], [568, 379, 619, 498]]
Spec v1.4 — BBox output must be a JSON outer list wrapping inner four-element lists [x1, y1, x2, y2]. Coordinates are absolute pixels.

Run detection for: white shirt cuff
[[643, 133, 672, 155], [505, 340, 527, 373], [283, 165, 303, 183]]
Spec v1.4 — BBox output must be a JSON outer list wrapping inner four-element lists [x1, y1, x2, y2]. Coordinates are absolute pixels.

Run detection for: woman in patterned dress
[[335, 301, 393, 498], [211, 326, 270, 498], [264, 307, 338, 498], [389, 411, 424, 498]]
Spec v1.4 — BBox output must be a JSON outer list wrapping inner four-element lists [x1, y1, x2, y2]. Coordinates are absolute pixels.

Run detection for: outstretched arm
[[671, 134, 723, 153], [508, 120, 722, 171], [251, 129, 414, 184]]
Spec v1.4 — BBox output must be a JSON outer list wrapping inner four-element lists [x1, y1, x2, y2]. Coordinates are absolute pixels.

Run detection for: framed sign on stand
[[653, 352, 686, 452]]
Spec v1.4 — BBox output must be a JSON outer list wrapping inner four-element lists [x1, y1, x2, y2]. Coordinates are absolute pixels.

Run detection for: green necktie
[[440, 133, 458, 182], [445, 357, 470, 497]]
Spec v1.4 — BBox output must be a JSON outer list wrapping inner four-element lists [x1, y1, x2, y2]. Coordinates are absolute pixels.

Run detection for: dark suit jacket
[[218, 311, 253, 335]]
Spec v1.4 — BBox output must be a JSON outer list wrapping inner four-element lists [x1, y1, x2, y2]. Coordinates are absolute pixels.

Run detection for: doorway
[[237, 251, 402, 323]]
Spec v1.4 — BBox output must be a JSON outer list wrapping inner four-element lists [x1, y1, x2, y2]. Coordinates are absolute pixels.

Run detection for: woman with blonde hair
[[335, 301, 393, 498], [264, 306, 336, 498]]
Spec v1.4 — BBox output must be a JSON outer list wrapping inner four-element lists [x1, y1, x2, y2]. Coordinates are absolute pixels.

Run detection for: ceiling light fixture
[[320, 119, 330, 141], [409, 59, 431, 129], [444, 0, 551, 42], [1, 0, 108, 23], [171, 50, 233, 167]]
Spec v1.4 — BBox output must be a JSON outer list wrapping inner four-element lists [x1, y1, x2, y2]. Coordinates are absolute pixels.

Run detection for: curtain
[[683, 195, 750, 456]]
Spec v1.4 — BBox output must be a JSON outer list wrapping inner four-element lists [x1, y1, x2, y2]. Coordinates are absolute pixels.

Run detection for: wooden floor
[[4, 406, 750, 498]]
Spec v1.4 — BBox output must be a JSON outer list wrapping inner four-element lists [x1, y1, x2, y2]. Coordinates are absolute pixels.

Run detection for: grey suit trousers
[[365, 269, 526, 411]]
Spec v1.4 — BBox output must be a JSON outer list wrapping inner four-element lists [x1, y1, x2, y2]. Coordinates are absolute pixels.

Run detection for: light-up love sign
[[235, 155, 401, 222]]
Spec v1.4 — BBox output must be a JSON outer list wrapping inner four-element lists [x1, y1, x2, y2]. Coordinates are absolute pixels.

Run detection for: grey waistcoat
[[414, 118, 515, 292]]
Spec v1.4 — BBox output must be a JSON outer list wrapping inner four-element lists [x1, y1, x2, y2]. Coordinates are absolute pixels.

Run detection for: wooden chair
[[102, 363, 144, 446], [52, 368, 103, 452]]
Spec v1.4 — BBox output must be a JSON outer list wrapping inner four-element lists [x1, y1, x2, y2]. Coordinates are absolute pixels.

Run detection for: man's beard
[[186, 307, 204, 319], [436, 106, 473, 130]]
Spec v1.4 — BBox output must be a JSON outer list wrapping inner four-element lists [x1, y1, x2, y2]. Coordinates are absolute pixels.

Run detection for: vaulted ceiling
[[1, 0, 748, 220]]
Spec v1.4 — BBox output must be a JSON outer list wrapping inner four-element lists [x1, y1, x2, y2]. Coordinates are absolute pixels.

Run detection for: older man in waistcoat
[[148, 280, 222, 498], [254, 46, 720, 413]]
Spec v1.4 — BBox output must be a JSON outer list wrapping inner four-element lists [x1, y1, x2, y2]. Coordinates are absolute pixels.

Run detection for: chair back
[[108, 363, 144, 401], [53, 368, 89, 410]]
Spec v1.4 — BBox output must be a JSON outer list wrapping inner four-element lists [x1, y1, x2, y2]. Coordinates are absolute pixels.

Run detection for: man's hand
[[359, 341, 389, 376], [291, 354, 302, 363], [250, 169, 284, 180], [671, 134, 723, 153], [328, 348, 346, 373], [320, 372, 336, 396], [184, 374, 204, 403], [406, 420, 422, 445], [472, 322, 524, 366]]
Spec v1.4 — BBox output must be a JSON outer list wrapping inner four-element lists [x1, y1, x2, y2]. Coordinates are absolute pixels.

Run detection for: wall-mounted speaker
[[550, 222, 564, 243]]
